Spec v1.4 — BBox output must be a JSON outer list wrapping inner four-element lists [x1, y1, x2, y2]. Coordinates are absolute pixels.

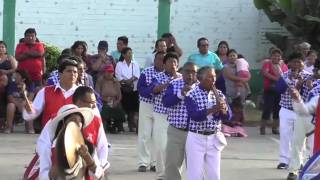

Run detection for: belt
[[171, 125, 188, 132], [190, 129, 218, 135]]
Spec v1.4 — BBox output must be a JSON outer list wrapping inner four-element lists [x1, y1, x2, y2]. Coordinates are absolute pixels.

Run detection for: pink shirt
[[235, 58, 249, 72], [261, 59, 288, 90]]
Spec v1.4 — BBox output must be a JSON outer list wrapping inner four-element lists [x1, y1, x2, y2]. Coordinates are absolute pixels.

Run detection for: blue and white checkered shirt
[[137, 66, 163, 104], [163, 78, 197, 129], [280, 70, 310, 110], [152, 72, 181, 114], [47, 70, 59, 86], [308, 84, 320, 101], [301, 78, 320, 102], [185, 84, 231, 132]]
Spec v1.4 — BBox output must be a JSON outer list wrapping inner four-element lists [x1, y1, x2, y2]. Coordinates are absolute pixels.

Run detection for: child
[[222, 97, 248, 137], [236, 54, 251, 97], [4, 70, 35, 133]]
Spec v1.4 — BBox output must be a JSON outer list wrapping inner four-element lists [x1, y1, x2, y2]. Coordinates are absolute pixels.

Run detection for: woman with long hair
[[115, 47, 140, 132]]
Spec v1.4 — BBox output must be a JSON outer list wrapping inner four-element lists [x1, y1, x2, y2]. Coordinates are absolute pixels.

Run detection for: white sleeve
[[134, 63, 141, 79], [293, 95, 319, 115], [115, 63, 123, 81], [88, 125, 110, 179], [37, 123, 53, 180], [23, 87, 45, 121], [96, 125, 110, 170]]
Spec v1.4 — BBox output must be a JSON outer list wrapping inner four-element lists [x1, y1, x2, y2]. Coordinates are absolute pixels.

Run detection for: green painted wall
[[157, 0, 171, 38], [249, 69, 263, 95], [3, 0, 16, 55]]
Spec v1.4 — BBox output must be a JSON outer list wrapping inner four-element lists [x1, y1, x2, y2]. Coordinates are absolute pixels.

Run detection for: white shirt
[[23, 83, 79, 121], [37, 115, 110, 179], [115, 60, 141, 91], [293, 95, 319, 116]]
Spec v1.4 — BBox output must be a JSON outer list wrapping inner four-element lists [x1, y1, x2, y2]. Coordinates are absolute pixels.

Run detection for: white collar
[[54, 82, 78, 92]]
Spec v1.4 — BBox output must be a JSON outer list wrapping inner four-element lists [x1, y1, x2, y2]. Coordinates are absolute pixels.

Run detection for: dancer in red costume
[[23, 59, 79, 127]]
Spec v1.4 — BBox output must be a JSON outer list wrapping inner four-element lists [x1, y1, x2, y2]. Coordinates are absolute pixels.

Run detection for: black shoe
[[138, 166, 147, 172], [287, 172, 297, 180], [260, 127, 266, 135], [150, 166, 156, 172], [277, 163, 288, 169], [272, 128, 280, 135]]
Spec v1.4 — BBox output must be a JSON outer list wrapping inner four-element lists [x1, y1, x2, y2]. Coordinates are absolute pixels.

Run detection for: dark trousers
[[261, 89, 280, 129]]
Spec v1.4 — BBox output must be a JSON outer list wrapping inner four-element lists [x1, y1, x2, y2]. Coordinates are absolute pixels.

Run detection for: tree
[[254, 0, 320, 56]]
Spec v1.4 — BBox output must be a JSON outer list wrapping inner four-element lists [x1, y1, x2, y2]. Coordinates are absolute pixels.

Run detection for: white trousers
[[279, 107, 296, 164], [288, 114, 315, 173], [153, 112, 169, 179], [137, 101, 156, 167], [186, 131, 227, 180]]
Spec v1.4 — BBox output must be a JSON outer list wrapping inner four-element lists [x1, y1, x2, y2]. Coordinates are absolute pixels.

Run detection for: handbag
[[120, 63, 134, 93]]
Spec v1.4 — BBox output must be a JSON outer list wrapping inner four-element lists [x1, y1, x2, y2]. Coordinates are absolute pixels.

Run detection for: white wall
[[170, 0, 288, 69], [15, 0, 158, 67]]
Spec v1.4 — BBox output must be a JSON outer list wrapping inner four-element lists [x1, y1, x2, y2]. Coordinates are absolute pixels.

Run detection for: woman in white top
[[115, 47, 140, 132]]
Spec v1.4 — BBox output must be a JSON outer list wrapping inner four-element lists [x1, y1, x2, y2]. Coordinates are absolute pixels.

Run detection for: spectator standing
[[161, 33, 182, 57], [223, 49, 250, 103], [15, 28, 45, 88], [144, 38, 167, 68], [304, 50, 318, 73], [115, 47, 140, 132], [89, 40, 115, 84], [188, 37, 223, 70], [111, 36, 129, 62], [215, 41, 229, 94], [136, 52, 165, 172], [260, 48, 288, 135]]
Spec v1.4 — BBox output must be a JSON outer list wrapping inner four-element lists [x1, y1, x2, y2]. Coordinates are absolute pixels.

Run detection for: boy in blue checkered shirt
[[277, 52, 311, 170]]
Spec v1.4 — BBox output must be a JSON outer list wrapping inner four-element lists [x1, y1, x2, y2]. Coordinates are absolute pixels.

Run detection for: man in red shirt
[[15, 28, 45, 88]]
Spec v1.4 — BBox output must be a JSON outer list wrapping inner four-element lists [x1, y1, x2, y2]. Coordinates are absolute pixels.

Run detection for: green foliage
[[44, 44, 61, 73], [254, 0, 320, 56]]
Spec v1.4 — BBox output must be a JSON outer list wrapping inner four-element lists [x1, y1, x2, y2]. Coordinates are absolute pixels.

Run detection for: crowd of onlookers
[[0, 27, 254, 135], [2, 27, 320, 180]]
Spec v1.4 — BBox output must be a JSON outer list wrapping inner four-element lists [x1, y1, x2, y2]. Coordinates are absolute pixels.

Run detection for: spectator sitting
[[4, 70, 35, 134], [96, 64, 125, 133], [222, 97, 248, 137], [0, 73, 8, 129], [0, 41, 17, 77], [77, 60, 94, 88]]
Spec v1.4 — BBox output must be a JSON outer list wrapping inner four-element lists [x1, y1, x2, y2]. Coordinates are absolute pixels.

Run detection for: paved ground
[[0, 125, 288, 180]]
